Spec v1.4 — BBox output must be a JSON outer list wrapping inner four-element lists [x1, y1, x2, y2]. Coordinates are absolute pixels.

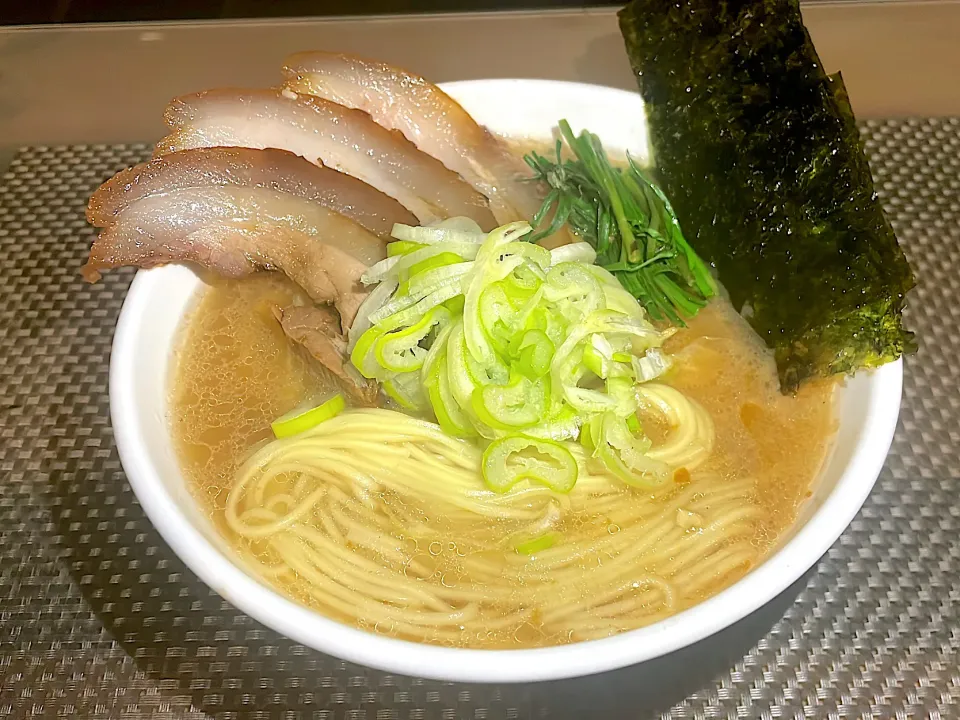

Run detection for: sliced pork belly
[[281, 52, 573, 246], [156, 88, 496, 230], [83, 148, 407, 327], [87, 146, 415, 239], [273, 304, 379, 406]]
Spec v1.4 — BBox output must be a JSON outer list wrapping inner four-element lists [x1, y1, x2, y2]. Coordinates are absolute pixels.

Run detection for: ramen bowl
[[109, 79, 902, 683]]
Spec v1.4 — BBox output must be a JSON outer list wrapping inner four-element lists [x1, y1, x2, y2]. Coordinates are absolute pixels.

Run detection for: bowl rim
[[108, 78, 903, 684]]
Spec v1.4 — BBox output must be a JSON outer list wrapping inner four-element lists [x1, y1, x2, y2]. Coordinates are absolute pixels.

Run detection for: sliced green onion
[[405, 251, 465, 283], [391, 219, 486, 244], [462, 222, 537, 364], [552, 311, 661, 394], [592, 412, 671, 489], [372, 284, 461, 333], [368, 279, 462, 329], [515, 532, 560, 555], [504, 262, 544, 296], [520, 404, 583, 442], [271, 394, 345, 438], [421, 321, 454, 385], [510, 241, 552, 269], [583, 333, 614, 379], [606, 376, 640, 417], [444, 323, 476, 404], [564, 386, 618, 413], [363, 241, 481, 285], [471, 375, 548, 430], [482, 435, 578, 493], [444, 295, 466, 315], [511, 286, 545, 331], [580, 413, 603, 455], [351, 325, 388, 380], [550, 242, 597, 266], [463, 344, 510, 387], [524, 304, 567, 348], [375, 307, 451, 373], [633, 348, 672, 382], [478, 283, 520, 355], [544, 263, 603, 323], [512, 329, 554, 379], [426, 358, 475, 437], [586, 266, 647, 318], [550, 342, 616, 413], [544, 262, 603, 301], [387, 240, 424, 257], [404, 261, 472, 297], [348, 277, 398, 354], [463, 255, 525, 365], [421, 324, 474, 436], [383, 373, 428, 411], [347, 216, 682, 495]]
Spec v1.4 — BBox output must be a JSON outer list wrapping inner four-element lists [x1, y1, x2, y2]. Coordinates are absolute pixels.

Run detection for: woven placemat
[[0, 119, 958, 720]]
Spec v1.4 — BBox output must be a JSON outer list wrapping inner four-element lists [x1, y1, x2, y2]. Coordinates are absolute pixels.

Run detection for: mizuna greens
[[524, 120, 716, 325], [350, 218, 682, 493]]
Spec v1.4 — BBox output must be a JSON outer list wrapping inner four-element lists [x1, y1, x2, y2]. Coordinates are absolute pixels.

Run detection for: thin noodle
[[224, 407, 760, 647]]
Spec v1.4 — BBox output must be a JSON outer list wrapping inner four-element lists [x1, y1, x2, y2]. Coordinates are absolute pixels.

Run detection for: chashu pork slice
[[83, 147, 413, 327], [273, 304, 379, 406], [87, 145, 415, 239], [156, 88, 496, 230], [281, 51, 573, 247]]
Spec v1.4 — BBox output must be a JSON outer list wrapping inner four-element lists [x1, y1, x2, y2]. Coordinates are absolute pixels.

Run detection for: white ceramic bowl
[[109, 79, 902, 683]]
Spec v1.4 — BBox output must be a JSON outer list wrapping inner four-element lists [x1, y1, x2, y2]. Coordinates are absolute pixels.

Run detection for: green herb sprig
[[524, 119, 716, 325]]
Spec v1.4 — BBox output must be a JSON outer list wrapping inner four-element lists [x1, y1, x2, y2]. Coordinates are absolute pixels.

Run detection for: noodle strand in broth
[[224, 403, 759, 646], [171, 277, 836, 650]]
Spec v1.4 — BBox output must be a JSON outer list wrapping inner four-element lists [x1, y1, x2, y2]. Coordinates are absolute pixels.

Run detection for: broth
[[170, 274, 835, 648], [169, 274, 340, 517]]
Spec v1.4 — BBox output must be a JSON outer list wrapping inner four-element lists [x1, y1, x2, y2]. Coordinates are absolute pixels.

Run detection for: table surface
[[1, 4, 959, 719], [1, 1, 960, 150]]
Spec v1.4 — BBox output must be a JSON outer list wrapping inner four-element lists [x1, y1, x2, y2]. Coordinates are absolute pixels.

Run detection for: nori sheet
[[618, 0, 916, 391]]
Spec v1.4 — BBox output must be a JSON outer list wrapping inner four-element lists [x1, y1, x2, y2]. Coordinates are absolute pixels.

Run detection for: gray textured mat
[[0, 119, 958, 720]]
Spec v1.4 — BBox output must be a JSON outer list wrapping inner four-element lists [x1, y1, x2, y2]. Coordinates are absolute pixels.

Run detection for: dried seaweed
[[618, 0, 916, 391]]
